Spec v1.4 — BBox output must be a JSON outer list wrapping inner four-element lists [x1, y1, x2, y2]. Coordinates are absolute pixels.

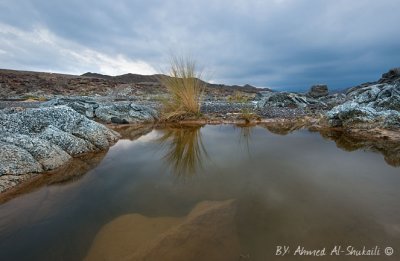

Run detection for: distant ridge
[[81, 72, 271, 92]]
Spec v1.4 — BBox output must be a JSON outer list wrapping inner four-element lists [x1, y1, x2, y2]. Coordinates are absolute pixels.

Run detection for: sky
[[0, 0, 399, 91]]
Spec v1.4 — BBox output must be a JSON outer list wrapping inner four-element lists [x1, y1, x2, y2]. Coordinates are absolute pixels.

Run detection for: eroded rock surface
[[326, 68, 400, 129], [41, 98, 159, 124], [0, 106, 120, 189]]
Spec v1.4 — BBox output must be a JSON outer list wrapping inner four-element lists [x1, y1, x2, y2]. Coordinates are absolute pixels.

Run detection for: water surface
[[0, 124, 399, 260]]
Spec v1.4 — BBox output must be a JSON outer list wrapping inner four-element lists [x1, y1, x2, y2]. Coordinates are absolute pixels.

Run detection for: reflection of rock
[[317, 129, 400, 167], [111, 124, 154, 140], [85, 200, 239, 261], [260, 119, 308, 135], [0, 151, 107, 200]]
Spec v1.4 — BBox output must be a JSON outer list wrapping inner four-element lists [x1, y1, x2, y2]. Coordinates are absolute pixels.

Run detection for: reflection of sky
[[110, 130, 161, 151], [1, 125, 400, 260]]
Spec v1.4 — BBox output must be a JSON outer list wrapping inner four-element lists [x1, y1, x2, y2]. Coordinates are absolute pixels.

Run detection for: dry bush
[[160, 56, 205, 120]]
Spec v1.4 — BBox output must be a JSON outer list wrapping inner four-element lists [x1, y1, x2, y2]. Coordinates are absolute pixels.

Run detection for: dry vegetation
[[159, 57, 205, 120]]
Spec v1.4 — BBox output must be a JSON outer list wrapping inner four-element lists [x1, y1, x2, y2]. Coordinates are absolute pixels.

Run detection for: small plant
[[239, 107, 258, 123], [160, 56, 205, 120], [227, 91, 250, 103]]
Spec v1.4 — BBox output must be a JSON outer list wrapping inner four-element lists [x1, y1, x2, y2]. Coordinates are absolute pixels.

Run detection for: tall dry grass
[[160, 56, 205, 120]]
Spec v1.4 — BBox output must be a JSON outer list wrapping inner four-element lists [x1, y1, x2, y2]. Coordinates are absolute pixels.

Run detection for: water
[[0, 124, 399, 260]]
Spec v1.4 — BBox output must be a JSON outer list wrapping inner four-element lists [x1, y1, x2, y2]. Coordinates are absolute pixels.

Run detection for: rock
[[0, 141, 43, 175], [42, 98, 159, 124], [327, 73, 400, 129], [41, 97, 99, 118], [258, 92, 327, 109], [326, 102, 380, 127], [111, 117, 129, 124], [308, 84, 328, 98], [379, 67, 400, 84], [0, 106, 120, 177], [95, 102, 158, 123], [0, 133, 71, 171], [383, 111, 400, 129], [38, 125, 96, 155], [0, 173, 37, 193], [85, 200, 239, 261]]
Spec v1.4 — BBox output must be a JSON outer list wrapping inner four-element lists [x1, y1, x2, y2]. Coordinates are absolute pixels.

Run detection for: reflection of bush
[[157, 125, 208, 177]]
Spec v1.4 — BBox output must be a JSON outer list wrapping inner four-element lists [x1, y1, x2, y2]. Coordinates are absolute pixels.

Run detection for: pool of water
[[0, 124, 399, 260]]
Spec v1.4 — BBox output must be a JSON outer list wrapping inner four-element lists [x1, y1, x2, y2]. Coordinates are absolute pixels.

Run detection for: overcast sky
[[0, 0, 399, 91]]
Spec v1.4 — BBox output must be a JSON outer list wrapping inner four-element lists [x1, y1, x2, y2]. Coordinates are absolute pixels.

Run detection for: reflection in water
[[85, 200, 238, 261], [235, 123, 255, 154], [157, 125, 209, 177], [110, 124, 154, 140], [258, 120, 400, 168], [259, 120, 305, 135], [1, 124, 400, 261], [0, 151, 107, 204], [316, 129, 400, 167]]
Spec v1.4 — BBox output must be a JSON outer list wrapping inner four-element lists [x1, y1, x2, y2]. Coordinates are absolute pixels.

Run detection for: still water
[[0, 124, 399, 260]]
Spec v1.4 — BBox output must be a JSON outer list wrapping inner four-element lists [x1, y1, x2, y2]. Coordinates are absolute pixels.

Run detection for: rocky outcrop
[[41, 97, 99, 118], [379, 67, 400, 84], [326, 68, 400, 129], [308, 84, 328, 98], [41, 98, 158, 124], [0, 106, 120, 180], [257, 92, 327, 109], [95, 102, 158, 124]]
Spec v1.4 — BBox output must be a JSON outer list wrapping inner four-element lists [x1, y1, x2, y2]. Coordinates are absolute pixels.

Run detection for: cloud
[[0, 0, 399, 90], [0, 23, 156, 75]]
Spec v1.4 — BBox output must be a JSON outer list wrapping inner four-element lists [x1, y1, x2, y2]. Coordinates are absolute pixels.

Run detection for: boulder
[[308, 84, 328, 98]]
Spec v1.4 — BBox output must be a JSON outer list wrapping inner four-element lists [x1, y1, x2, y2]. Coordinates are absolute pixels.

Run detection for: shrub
[[160, 56, 205, 120]]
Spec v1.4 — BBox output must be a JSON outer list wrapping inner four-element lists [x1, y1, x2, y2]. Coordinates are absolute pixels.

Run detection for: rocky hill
[[0, 69, 269, 100]]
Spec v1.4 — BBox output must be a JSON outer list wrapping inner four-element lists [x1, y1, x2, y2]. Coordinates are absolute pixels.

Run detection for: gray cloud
[[0, 0, 399, 91]]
